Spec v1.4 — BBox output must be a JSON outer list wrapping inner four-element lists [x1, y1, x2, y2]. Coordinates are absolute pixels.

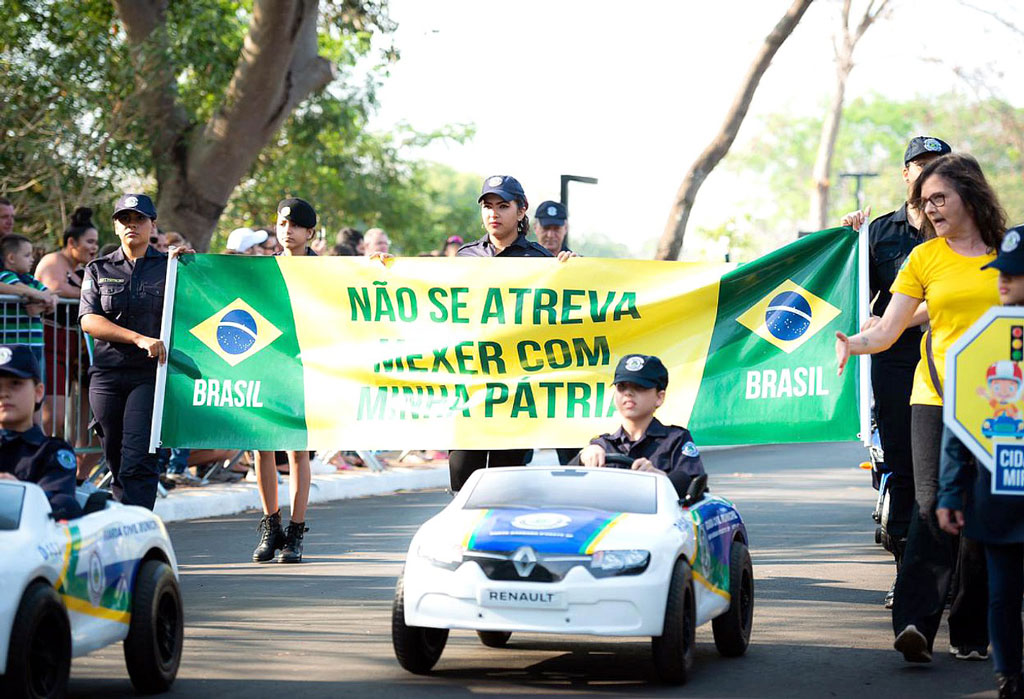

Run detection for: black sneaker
[[252, 510, 285, 563], [894, 625, 931, 663], [950, 644, 989, 661], [997, 672, 1024, 699], [883, 577, 896, 609], [278, 521, 308, 563]]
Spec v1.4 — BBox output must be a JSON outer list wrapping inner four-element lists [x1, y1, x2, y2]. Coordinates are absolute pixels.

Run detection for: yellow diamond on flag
[[190, 298, 282, 367], [736, 279, 841, 354]]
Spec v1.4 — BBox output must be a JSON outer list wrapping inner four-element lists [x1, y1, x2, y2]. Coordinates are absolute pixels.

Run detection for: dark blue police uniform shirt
[[457, 233, 554, 258], [869, 204, 923, 352], [0, 425, 81, 519], [78, 245, 168, 371], [589, 418, 705, 477]]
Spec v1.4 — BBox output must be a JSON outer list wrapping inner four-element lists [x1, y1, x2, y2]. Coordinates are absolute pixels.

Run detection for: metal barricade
[[0, 294, 97, 452]]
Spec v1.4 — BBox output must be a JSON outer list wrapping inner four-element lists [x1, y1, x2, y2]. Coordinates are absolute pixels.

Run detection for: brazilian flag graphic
[[154, 228, 860, 450]]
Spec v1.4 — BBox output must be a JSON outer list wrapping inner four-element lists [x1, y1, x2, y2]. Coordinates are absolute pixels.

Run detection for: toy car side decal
[[688, 501, 740, 600], [56, 524, 132, 624], [463, 508, 627, 555]]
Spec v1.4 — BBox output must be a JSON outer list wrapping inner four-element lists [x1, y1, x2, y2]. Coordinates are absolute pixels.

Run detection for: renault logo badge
[[512, 546, 537, 577]]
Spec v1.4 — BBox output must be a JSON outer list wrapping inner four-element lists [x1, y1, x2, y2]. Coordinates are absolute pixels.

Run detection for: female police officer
[[449, 175, 574, 490], [79, 193, 182, 510]]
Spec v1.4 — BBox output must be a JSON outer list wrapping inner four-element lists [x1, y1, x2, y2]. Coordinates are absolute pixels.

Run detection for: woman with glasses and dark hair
[[836, 152, 1004, 663], [78, 194, 191, 509]]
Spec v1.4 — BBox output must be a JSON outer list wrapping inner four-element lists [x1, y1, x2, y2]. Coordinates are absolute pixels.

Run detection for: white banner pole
[[857, 222, 872, 446], [149, 250, 180, 453]]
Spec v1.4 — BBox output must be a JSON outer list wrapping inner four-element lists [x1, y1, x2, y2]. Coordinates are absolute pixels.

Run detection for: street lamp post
[[839, 171, 878, 211]]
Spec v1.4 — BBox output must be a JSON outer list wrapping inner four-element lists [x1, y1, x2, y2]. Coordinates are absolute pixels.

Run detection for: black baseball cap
[[277, 198, 317, 229], [536, 200, 567, 227], [0, 344, 42, 381], [983, 225, 1024, 275], [904, 136, 951, 165], [112, 193, 157, 220], [613, 354, 668, 390], [478, 175, 527, 207]]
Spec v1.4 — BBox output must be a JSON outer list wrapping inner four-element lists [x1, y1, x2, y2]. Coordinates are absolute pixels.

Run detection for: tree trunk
[[114, 0, 334, 250], [808, 0, 889, 230], [656, 0, 814, 261]]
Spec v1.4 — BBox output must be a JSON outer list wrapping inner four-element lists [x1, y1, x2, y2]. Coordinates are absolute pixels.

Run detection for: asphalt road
[[68, 443, 998, 698]]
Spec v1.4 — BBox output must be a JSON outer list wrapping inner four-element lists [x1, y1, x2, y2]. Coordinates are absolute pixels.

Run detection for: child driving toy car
[[577, 353, 705, 496], [0, 343, 81, 519]]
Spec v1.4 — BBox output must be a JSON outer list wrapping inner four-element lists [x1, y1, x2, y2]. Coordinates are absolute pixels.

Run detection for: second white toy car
[[0, 481, 183, 698], [392, 463, 753, 684]]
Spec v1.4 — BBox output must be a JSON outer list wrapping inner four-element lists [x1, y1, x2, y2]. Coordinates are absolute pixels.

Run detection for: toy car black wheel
[[1, 581, 71, 699], [123, 559, 183, 694], [651, 558, 696, 684], [391, 572, 448, 673], [476, 631, 512, 648], [712, 540, 754, 657]]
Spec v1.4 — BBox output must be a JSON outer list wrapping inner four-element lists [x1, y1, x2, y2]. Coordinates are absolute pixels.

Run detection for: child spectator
[[0, 235, 58, 368]]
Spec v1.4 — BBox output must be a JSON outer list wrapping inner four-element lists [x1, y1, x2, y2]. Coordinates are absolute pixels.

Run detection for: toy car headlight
[[416, 541, 463, 570], [589, 549, 650, 577]]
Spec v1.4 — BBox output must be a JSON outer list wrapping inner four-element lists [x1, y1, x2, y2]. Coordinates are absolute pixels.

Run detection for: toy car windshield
[[464, 468, 658, 514], [0, 482, 26, 530]]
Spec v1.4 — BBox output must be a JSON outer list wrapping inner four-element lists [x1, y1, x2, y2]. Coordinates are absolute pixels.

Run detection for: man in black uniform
[[0, 344, 81, 519], [534, 200, 571, 257], [578, 354, 704, 496], [79, 193, 170, 510], [841, 135, 952, 607]]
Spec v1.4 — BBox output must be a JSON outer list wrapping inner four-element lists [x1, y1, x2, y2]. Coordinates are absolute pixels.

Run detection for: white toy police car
[[392, 460, 753, 684], [0, 481, 183, 697]]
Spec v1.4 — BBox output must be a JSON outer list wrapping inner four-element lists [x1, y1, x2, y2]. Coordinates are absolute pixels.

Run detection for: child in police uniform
[[937, 224, 1024, 697], [0, 344, 80, 519], [252, 198, 318, 564], [578, 354, 705, 496]]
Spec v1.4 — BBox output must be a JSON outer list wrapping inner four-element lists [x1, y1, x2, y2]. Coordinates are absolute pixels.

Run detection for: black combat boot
[[278, 521, 308, 563], [252, 510, 285, 562]]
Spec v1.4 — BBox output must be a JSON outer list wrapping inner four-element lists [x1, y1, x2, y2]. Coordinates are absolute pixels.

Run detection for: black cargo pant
[[892, 405, 988, 649], [89, 368, 159, 510], [449, 449, 531, 492], [872, 347, 917, 553]]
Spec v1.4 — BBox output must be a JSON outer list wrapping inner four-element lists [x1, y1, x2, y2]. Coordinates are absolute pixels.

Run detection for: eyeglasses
[[911, 193, 946, 209]]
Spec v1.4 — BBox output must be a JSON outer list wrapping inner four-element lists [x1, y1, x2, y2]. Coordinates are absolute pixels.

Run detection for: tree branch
[[656, 0, 814, 260]]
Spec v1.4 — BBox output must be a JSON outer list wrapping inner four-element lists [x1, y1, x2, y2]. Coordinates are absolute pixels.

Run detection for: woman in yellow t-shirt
[[836, 153, 1005, 663]]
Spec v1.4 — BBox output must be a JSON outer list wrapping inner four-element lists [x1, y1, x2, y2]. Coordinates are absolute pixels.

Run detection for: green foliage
[[723, 92, 1024, 254], [1, 0, 478, 255], [570, 233, 634, 259]]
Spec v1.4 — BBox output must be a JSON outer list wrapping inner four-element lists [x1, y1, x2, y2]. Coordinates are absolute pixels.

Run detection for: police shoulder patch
[[681, 441, 700, 458], [56, 449, 77, 471]]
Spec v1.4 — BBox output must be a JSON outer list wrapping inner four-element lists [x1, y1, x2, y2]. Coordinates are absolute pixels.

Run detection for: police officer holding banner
[[79, 194, 186, 510], [841, 136, 952, 607]]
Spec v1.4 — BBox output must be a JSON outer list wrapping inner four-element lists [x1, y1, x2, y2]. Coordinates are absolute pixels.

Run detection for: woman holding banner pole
[[448, 175, 574, 491], [836, 153, 1002, 663]]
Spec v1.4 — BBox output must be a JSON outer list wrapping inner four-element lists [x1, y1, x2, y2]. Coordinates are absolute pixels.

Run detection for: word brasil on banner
[[154, 227, 860, 451]]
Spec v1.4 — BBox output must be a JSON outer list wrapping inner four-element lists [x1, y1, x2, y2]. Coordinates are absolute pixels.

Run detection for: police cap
[[478, 175, 527, 208], [0, 344, 42, 381], [983, 225, 1024, 276], [112, 193, 157, 220], [613, 354, 668, 390], [535, 200, 567, 227], [904, 136, 951, 165], [277, 198, 317, 229]]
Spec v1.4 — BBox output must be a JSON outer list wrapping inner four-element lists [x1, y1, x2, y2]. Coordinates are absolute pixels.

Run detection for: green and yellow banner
[[153, 228, 861, 450]]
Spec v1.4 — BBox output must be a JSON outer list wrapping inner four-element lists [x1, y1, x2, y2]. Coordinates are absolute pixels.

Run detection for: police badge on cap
[[983, 225, 1024, 276], [112, 193, 157, 220], [277, 198, 317, 228], [613, 354, 669, 390], [535, 200, 567, 227]]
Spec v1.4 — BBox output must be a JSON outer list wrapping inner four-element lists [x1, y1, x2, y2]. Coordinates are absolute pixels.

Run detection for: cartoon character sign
[[979, 360, 1024, 438]]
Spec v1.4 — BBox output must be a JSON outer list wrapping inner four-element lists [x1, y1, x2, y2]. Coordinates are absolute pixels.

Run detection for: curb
[[153, 465, 450, 524]]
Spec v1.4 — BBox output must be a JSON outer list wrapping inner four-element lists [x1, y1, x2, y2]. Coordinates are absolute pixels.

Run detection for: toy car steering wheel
[[603, 453, 635, 469]]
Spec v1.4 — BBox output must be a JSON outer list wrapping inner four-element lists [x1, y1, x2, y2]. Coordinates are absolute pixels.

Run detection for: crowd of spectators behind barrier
[[0, 197, 472, 492]]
